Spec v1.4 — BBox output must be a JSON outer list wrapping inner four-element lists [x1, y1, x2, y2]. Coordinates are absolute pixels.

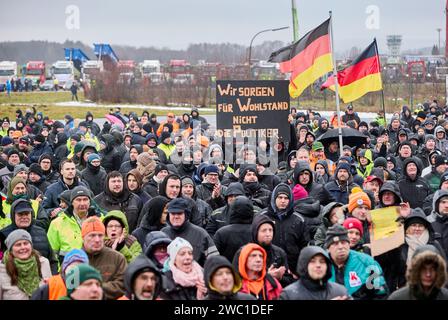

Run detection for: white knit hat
[[167, 237, 193, 260]]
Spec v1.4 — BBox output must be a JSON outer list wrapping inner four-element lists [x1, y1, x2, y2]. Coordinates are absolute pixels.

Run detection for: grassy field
[[0, 91, 216, 119]]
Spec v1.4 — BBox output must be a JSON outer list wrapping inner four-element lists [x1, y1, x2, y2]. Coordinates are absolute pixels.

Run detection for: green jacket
[[356, 149, 374, 179], [102, 210, 142, 263], [47, 207, 102, 262]]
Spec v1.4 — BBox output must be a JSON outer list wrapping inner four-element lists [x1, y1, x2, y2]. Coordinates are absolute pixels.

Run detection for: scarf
[[3, 253, 41, 297], [169, 259, 204, 288], [406, 230, 430, 267], [154, 251, 169, 266]]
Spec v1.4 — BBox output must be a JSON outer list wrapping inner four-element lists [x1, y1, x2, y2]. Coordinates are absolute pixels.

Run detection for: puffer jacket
[[102, 210, 142, 263], [329, 250, 387, 299]]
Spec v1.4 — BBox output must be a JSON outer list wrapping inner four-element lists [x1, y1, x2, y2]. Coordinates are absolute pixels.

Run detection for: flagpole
[[374, 38, 387, 124], [329, 11, 344, 158]]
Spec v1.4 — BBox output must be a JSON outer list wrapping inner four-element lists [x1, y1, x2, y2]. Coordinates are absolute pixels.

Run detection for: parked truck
[[82, 60, 104, 82], [51, 60, 74, 88], [0, 61, 17, 91], [25, 61, 46, 89]]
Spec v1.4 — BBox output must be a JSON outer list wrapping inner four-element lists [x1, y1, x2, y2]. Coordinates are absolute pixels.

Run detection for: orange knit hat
[[81, 216, 105, 238], [348, 187, 371, 214]]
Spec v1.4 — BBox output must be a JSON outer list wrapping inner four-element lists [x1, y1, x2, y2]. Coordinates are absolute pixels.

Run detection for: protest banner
[[369, 206, 404, 256], [216, 80, 290, 142]]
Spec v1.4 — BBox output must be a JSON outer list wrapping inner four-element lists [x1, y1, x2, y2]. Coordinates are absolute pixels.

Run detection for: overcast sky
[[0, 0, 446, 53]]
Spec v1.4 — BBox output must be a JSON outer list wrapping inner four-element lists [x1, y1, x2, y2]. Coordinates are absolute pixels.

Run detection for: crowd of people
[[0, 101, 447, 300]]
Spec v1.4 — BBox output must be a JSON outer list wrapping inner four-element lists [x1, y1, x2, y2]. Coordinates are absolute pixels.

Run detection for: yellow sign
[[369, 207, 404, 256]]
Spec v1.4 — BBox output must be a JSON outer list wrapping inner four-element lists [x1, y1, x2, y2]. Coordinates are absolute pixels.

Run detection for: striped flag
[[269, 18, 333, 98], [321, 39, 383, 103]]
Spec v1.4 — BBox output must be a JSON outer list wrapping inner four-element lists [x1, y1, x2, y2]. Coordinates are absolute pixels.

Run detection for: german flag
[[269, 18, 333, 98], [321, 40, 383, 103]]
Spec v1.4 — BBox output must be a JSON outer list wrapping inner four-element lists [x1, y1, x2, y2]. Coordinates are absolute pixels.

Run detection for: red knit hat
[[343, 217, 364, 236], [292, 184, 309, 201], [81, 217, 105, 238]]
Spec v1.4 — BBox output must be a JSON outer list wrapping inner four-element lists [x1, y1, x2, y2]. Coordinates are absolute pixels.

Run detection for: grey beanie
[[324, 224, 350, 249], [13, 164, 29, 177], [5, 229, 33, 251]]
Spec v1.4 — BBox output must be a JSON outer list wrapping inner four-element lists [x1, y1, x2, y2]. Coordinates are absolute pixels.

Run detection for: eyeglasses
[[107, 224, 123, 229]]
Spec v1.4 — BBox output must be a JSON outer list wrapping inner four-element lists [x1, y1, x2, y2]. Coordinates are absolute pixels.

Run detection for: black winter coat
[[81, 165, 108, 196]]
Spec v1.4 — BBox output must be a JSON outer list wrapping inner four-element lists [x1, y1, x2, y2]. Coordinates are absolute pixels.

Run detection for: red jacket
[[240, 275, 282, 300]]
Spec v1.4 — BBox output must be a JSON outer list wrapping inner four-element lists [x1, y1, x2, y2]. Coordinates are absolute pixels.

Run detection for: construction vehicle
[[117, 60, 136, 83], [93, 43, 119, 71], [251, 60, 281, 80]]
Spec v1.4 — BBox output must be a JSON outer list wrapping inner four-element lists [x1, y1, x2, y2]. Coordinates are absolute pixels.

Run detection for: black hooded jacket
[[293, 161, 335, 206], [205, 182, 246, 236], [213, 196, 254, 262], [378, 181, 402, 208], [294, 196, 322, 241], [203, 255, 255, 300], [94, 175, 143, 232], [261, 183, 309, 274], [132, 196, 169, 247], [280, 246, 348, 300], [99, 134, 121, 173], [119, 144, 143, 175], [81, 163, 107, 196], [123, 254, 163, 300], [398, 157, 431, 209], [0, 199, 58, 274]]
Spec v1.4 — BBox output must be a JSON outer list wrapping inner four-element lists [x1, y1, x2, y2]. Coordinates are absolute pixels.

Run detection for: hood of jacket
[[318, 117, 329, 132], [321, 201, 343, 226], [126, 169, 143, 193], [293, 161, 314, 189], [143, 230, 172, 257], [435, 125, 446, 136], [407, 249, 446, 291], [404, 208, 433, 233], [102, 210, 130, 234], [204, 255, 242, 296], [315, 159, 330, 175], [358, 149, 373, 165], [124, 254, 163, 299], [208, 143, 223, 159], [79, 141, 98, 167], [379, 181, 402, 206], [141, 196, 169, 229], [103, 173, 132, 203], [296, 246, 332, 283], [229, 196, 254, 224], [9, 198, 35, 228], [433, 189, 448, 216], [403, 157, 423, 180], [158, 173, 182, 199], [269, 183, 294, 217], [251, 214, 276, 243], [293, 197, 321, 218], [100, 133, 115, 153]]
